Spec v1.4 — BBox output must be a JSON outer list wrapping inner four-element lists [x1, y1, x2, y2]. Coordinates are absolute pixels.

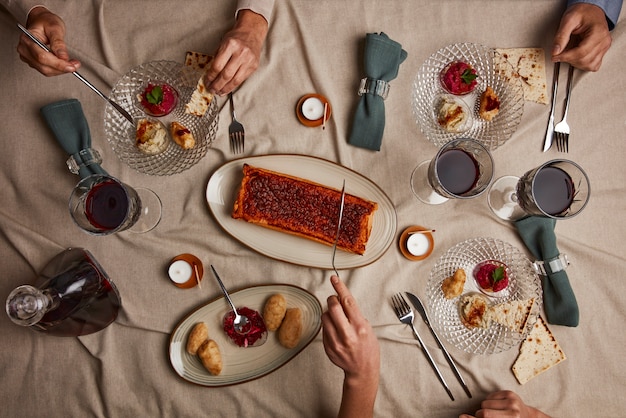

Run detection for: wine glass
[[488, 159, 590, 221], [69, 174, 162, 235], [411, 138, 494, 204]]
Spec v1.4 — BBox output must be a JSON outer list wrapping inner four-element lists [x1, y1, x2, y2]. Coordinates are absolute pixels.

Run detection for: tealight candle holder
[[296, 93, 332, 127], [399, 226, 435, 261], [168, 254, 203, 288]]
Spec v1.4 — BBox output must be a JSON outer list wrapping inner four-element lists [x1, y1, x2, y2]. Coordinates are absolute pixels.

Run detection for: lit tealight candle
[[168, 260, 193, 284], [301, 97, 325, 120], [406, 233, 431, 256]]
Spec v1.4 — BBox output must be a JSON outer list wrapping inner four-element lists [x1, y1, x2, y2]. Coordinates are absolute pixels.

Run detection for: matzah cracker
[[489, 298, 535, 334], [512, 316, 566, 384], [496, 48, 548, 105], [185, 74, 214, 117], [184, 51, 213, 71]]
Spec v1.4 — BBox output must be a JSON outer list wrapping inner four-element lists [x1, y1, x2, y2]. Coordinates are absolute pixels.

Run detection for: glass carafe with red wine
[[487, 159, 590, 221], [6, 248, 121, 337], [69, 174, 162, 235], [411, 138, 494, 204]]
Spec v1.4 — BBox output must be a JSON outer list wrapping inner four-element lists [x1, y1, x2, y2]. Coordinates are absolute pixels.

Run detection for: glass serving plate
[[412, 43, 524, 151], [104, 60, 218, 176], [426, 237, 541, 355]]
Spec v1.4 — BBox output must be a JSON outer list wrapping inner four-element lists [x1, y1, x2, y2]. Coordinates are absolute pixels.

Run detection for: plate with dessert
[[426, 237, 541, 355], [412, 43, 524, 150], [104, 60, 218, 176], [169, 283, 322, 387], [206, 154, 397, 269]]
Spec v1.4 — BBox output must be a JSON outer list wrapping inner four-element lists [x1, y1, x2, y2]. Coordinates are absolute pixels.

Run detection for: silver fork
[[391, 293, 454, 400], [554, 65, 574, 153], [228, 93, 245, 154]]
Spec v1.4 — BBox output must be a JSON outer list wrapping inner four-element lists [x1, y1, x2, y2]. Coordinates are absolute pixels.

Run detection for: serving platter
[[426, 237, 542, 355], [104, 60, 218, 176], [206, 154, 397, 269], [412, 43, 524, 150], [169, 284, 322, 387]]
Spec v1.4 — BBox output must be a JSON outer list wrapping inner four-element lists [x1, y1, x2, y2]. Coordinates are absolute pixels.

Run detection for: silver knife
[[406, 292, 472, 398], [17, 23, 134, 125], [331, 180, 346, 277], [543, 62, 560, 152]]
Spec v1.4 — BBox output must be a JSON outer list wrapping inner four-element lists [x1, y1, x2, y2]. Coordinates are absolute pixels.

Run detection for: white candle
[[301, 97, 325, 120], [406, 233, 430, 256], [168, 260, 193, 284]]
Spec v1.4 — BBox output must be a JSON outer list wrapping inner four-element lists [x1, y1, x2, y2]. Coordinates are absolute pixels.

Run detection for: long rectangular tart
[[232, 164, 378, 255]]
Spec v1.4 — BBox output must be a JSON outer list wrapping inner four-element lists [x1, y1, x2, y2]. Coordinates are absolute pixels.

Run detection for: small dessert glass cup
[[136, 81, 179, 117], [472, 260, 511, 298], [439, 61, 479, 96]]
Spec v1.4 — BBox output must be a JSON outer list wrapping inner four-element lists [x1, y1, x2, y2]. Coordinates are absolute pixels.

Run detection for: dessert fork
[[228, 93, 245, 154], [391, 293, 454, 400], [554, 65, 574, 153]]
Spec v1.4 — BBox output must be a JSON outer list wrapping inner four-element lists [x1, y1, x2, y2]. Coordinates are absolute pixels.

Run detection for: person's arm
[[15, 5, 80, 76], [459, 390, 550, 418], [552, 0, 622, 71], [203, 0, 274, 96], [321, 276, 380, 418]]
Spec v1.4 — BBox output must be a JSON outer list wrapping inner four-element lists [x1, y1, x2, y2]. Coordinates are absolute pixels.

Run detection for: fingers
[[329, 275, 363, 322]]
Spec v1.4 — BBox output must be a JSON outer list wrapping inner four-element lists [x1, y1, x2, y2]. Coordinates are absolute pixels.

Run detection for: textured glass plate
[[169, 284, 322, 387], [426, 237, 541, 354], [412, 43, 524, 150], [206, 154, 397, 269], [104, 60, 218, 176]]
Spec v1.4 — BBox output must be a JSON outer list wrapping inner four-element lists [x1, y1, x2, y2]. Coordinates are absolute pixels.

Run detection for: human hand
[[204, 9, 268, 96], [459, 390, 550, 418], [552, 3, 612, 72], [16, 6, 81, 76], [321, 275, 379, 418], [322, 275, 380, 382]]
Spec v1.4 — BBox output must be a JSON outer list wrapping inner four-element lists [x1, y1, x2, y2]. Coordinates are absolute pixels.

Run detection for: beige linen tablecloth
[[1, 1, 625, 417]]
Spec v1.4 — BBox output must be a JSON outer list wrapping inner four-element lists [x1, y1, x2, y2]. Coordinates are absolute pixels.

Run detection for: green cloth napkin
[[40, 98, 107, 179], [348, 32, 407, 151], [515, 216, 579, 327]]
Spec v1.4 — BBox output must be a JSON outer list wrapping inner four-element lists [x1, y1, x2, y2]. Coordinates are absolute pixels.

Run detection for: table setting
[[1, 1, 625, 417]]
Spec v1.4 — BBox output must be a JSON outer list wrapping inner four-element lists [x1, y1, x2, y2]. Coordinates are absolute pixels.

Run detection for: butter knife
[[543, 62, 560, 152], [17, 23, 134, 125], [406, 292, 472, 398], [331, 180, 346, 277]]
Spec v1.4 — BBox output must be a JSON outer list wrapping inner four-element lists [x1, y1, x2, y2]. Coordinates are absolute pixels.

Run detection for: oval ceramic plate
[[206, 154, 397, 269], [412, 43, 524, 150], [169, 284, 322, 387], [104, 60, 219, 176], [426, 237, 542, 354]]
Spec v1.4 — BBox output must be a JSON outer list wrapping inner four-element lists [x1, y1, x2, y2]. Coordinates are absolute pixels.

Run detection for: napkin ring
[[358, 77, 390, 100], [66, 148, 102, 175], [532, 253, 570, 276]]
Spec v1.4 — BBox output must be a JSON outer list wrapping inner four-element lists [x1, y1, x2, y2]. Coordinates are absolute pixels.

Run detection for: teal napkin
[[515, 216, 579, 327], [40, 98, 107, 179], [348, 32, 407, 151]]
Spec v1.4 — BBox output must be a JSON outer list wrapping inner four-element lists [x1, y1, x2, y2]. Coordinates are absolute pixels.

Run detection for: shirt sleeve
[[566, 0, 623, 30], [235, 0, 275, 25], [0, 0, 46, 22]]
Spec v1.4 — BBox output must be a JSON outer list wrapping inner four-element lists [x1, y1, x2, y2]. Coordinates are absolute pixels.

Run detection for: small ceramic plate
[[169, 284, 322, 387], [296, 94, 332, 127]]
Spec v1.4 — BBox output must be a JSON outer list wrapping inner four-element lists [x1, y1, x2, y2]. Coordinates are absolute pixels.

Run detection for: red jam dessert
[[137, 82, 178, 117], [440, 61, 478, 95], [473, 260, 509, 293], [223, 307, 268, 348]]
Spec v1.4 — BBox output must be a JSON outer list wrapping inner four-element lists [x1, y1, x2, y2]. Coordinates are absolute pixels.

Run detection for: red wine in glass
[[436, 149, 479, 195], [527, 166, 574, 216], [85, 179, 130, 231]]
